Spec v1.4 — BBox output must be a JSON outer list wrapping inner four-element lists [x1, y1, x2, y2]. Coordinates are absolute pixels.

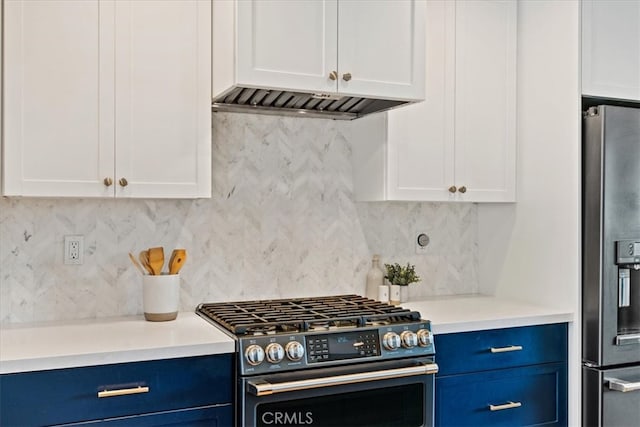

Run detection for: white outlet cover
[[64, 235, 84, 265]]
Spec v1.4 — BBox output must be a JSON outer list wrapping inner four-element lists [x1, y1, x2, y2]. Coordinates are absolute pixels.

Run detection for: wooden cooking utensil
[[169, 249, 187, 275], [139, 250, 154, 275], [129, 252, 146, 275], [148, 247, 165, 275]]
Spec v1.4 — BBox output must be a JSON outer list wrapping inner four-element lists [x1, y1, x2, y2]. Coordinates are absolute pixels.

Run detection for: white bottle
[[366, 255, 384, 300]]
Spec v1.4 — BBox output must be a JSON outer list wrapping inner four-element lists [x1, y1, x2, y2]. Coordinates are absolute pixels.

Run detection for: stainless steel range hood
[[212, 86, 410, 121]]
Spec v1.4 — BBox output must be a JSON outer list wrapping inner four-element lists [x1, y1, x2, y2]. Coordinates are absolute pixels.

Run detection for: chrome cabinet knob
[[103, 177, 113, 187], [342, 72, 352, 82], [265, 343, 285, 364], [458, 186, 467, 194], [285, 341, 305, 361], [448, 186, 457, 193], [118, 177, 128, 187], [245, 344, 265, 366], [329, 70, 338, 81]]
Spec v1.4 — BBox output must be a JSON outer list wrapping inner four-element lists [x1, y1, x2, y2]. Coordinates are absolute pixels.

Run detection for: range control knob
[[265, 343, 285, 363], [383, 332, 401, 351], [285, 341, 305, 361], [401, 331, 418, 348], [245, 344, 265, 366], [417, 329, 433, 347]]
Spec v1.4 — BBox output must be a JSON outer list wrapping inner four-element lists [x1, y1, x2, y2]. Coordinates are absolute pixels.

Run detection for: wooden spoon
[[169, 249, 187, 275], [148, 247, 165, 275], [138, 250, 154, 275], [129, 252, 146, 275]]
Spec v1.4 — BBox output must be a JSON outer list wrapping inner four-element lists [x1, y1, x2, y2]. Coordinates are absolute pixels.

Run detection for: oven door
[[239, 357, 438, 427]]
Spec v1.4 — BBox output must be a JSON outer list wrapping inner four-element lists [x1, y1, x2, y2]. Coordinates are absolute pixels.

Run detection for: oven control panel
[[238, 321, 435, 375]]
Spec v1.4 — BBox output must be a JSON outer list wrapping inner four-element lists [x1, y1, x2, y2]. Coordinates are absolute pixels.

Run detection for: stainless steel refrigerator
[[583, 105, 640, 426]]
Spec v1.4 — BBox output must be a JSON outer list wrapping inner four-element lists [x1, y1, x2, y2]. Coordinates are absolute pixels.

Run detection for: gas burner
[[306, 317, 361, 331], [244, 325, 277, 336]]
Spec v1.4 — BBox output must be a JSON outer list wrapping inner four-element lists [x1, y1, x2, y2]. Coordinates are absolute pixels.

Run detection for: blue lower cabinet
[[435, 363, 567, 427], [433, 323, 568, 427], [0, 354, 233, 427], [73, 404, 233, 427]]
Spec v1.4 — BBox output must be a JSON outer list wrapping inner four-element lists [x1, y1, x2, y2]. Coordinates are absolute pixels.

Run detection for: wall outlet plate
[[64, 235, 84, 265]]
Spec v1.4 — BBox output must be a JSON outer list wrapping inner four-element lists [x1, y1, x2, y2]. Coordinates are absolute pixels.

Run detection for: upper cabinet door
[[454, 0, 516, 202], [114, 0, 211, 198], [236, 0, 338, 94], [2, 0, 115, 197], [338, 0, 425, 100], [385, 0, 455, 201], [582, 0, 640, 101]]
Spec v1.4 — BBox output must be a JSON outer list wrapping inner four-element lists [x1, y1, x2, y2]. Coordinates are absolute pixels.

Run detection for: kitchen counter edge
[[402, 294, 575, 335], [0, 312, 235, 374]]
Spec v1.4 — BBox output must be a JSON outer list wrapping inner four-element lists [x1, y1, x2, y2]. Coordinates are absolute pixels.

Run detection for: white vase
[[389, 285, 401, 305], [400, 286, 409, 303]]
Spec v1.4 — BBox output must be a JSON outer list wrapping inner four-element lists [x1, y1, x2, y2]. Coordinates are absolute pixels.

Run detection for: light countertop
[[402, 294, 574, 335], [0, 295, 574, 375], [0, 312, 235, 374]]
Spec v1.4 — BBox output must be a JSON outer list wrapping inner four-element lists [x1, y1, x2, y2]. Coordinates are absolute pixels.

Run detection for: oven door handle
[[247, 362, 439, 397], [606, 377, 640, 393]]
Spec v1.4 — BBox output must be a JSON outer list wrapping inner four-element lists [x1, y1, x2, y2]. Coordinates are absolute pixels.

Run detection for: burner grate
[[196, 294, 422, 336]]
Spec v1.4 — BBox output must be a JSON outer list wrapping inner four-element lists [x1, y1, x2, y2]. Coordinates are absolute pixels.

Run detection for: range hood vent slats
[[212, 86, 410, 120], [236, 88, 257, 105], [250, 90, 270, 106]]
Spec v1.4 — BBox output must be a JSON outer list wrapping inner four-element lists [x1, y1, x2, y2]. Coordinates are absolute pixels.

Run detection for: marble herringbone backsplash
[[0, 113, 478, 324]]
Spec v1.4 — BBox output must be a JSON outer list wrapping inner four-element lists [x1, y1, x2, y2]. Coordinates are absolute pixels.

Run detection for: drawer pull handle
[[490, 345, 523, 353], [606, 377, 640, 393], [489, 401, 522, 411], [98, 386, 149, 398]]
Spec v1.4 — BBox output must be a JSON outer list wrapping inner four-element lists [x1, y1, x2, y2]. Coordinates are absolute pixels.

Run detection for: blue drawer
[[435, 363, 568, 427], [74, 404, 233, 427], [0, 354, 233, 426], [434, 323, 567, 376]]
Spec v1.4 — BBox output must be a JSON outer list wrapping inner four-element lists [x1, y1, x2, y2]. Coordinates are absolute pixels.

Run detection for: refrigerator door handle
[[605, 377, 640, 393]]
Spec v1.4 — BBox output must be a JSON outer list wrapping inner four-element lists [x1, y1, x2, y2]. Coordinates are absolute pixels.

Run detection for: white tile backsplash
[[0, 113, 478, 324]]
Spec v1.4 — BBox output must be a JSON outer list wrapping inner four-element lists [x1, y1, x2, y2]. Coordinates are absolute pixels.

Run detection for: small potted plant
[[384, 263, 421, 304]]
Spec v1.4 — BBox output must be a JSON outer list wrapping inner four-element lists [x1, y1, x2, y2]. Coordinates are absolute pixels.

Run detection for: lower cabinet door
[[435, 363, 567, 427], [71, 404, 232, 427]]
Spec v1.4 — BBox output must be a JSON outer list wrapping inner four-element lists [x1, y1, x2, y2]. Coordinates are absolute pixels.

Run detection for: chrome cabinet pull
[[489, 401, 522, 411], [98, 386, 149, 398], [490, 345, 523, 353], [248, 362, 439, 397], [606, 377, 640, 393]]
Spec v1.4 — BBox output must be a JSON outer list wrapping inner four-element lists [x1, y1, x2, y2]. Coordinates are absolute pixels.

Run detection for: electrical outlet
[[415, 232, 430, 254], [64, 235, 84, 265]]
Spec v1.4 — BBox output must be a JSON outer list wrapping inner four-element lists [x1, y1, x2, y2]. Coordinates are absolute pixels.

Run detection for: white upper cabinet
[[337, 1, 425, 100], [2, 0, 211, 198], [582, 0, 640, 101], [351, 0, 516, 202], [235, 0, 338, 95], [213, 0, 425, 102], [113, 1, 211, 199]]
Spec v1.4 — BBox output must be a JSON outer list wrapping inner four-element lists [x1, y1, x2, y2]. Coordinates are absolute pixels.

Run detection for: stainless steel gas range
[[196, 295, 438, 427]]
